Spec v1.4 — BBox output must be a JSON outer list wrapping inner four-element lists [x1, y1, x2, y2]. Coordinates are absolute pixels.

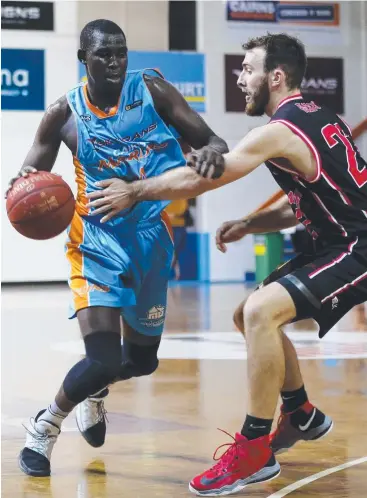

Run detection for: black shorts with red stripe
[[259, 236, 367, 337]]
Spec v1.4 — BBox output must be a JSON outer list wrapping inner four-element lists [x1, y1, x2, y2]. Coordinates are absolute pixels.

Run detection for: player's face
[[85, 33, 128, 92], [237, 48, 270, 116]]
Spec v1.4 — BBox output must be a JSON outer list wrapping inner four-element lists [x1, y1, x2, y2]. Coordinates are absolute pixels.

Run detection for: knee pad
[[84, 331, 122, 378], [63, 331, 122, 403], [119, 337, 160, 380]]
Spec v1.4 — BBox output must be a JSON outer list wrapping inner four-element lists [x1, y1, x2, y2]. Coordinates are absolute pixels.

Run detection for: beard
[[245, 76, 270, 116]]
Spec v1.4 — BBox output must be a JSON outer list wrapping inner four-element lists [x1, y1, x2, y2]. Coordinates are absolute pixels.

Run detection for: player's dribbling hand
[[216, 219, 250, 253], [87, 178, 135, 223], [5, 166, 38, 198], [187, 146, 225, 180]]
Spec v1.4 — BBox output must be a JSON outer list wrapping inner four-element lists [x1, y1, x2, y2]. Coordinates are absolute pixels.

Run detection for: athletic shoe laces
[[210, 429, 244, 475]]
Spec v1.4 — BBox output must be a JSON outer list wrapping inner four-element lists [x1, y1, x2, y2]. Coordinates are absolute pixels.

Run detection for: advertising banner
[[226, 1, 341, 46], [79, 51, 206, 113], [225, 54, 344, 114], [1, 48, 45, 111], [1, 1, 54, 31], [302, 57, 344, 114]]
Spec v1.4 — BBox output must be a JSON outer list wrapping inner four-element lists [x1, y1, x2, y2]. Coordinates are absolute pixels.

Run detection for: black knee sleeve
[[118, 337, 160, 381], [63, 332, 122, 404]]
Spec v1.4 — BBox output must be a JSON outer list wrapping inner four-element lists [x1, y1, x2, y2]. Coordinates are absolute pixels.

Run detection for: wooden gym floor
[[1, 283, 367, 497]]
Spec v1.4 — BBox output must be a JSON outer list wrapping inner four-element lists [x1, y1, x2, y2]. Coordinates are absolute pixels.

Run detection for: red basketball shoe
[[189, 430, 280, 496]]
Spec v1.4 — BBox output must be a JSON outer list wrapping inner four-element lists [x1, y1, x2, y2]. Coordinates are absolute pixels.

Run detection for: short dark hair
[[242, 33, 307, 89], [80, 19, 126, 51]]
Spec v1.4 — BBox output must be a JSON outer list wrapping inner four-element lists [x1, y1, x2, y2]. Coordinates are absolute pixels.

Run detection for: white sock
[[38, 402, 69, 428]]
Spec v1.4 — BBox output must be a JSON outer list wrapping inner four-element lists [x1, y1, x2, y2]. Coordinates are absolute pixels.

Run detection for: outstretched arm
[[87, 123, 293, 222], [132, 122, 292, 200]]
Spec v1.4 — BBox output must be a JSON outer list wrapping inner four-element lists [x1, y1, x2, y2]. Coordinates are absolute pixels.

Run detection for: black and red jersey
[[265, 94, 367, 245]]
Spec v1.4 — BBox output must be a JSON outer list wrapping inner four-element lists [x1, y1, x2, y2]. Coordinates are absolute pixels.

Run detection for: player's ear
[[78, 49, 87, 64], [270, 69, 283, 89]]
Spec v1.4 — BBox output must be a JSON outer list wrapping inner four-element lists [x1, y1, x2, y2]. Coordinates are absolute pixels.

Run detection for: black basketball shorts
[[259, 236, 367, 337]]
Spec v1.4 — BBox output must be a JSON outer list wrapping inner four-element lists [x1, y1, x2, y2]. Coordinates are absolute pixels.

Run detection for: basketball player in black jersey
[[85, 33, 367, 496]]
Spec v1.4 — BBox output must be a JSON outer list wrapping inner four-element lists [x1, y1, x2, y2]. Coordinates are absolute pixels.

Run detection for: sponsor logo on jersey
[[125, 99, 143, 111], [139, 305, 166, 327], [72, 282, 110, 298], [295, 101, 321, 113]]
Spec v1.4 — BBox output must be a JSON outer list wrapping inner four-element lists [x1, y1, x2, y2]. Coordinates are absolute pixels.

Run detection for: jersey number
[[322, 123, 367, 188]]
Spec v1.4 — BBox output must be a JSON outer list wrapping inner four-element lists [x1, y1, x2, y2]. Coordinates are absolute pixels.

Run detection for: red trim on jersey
[[321, 270, 367, 303], [276, 94, 303, 110], [270, 119, 322, 182], [321, 171, 352, 205], [311, 191, 348, 237], [308, 237, 358, 279], [321, 171, 367, 220], [338, 116, 353, 136], [267, 158, 301, 177]]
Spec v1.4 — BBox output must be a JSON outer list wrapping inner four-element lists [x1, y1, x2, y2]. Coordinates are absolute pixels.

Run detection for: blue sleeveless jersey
[[66, 69, 186, 227]]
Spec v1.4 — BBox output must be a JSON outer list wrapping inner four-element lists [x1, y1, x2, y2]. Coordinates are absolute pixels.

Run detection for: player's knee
[[244, 284, 294, 331], [134, 355, 159, 377], [233, 302, 245, 333], [84, 331, 122, 382], [244, 290, 273, 330], [98, 359, 122, 382], [119, 336, 160, 380], [63, 332, 122, 403]]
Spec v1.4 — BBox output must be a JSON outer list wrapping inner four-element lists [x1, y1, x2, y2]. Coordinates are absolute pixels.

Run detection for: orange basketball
[[6, 172, 75, 240]]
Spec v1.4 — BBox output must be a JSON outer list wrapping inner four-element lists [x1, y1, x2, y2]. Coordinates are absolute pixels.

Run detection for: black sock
[[241, 414, 273, 440], [281, 385, 308, 413]]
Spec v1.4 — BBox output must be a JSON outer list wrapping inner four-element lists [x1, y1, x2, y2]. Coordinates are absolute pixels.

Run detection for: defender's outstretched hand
[[87, 178, 136, 223], [216, 219, 250, 253]]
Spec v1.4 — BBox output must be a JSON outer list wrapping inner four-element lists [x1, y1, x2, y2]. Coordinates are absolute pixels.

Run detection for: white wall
[[1, 1, 78, 283], [77, 1, 168, 51], [196, 0, 367, 281], [1, 1, 169, 283]]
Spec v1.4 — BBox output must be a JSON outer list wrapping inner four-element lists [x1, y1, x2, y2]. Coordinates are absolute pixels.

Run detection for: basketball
[[6, 172, 75, 240]]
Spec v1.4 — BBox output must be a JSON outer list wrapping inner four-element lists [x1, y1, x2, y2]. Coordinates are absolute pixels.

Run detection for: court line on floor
[[267, 456, 367, 497]]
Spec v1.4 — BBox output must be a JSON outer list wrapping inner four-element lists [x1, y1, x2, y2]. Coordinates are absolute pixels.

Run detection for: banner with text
[[1, 48, 45, 111], [1, 1, 54, 30], [226, 1, 341, 46], [225, 54, 344, 114], [302, 57, 344, 114], [79, 51, 206, 113]]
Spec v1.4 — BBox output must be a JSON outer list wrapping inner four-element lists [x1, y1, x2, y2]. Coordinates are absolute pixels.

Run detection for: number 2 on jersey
[[322, 123, 367, 187]]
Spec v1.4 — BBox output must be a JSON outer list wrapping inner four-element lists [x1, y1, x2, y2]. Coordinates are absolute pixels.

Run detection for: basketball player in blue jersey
[[6, 19, 228, 477], [88, 34, 367, 496]]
